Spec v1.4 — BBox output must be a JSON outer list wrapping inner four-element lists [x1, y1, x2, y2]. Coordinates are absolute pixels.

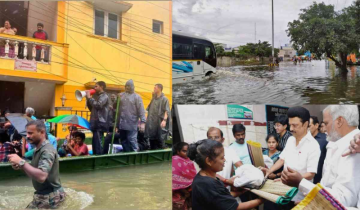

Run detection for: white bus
[[172, 31, 217, 84]]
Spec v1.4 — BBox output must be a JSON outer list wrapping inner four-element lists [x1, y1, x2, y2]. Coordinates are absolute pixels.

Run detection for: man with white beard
[[281, 105, 360, 208]]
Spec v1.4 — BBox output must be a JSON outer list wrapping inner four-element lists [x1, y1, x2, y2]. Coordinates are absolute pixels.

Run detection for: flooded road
[[0, 163, 171, 210], [173, 60, 360, 105]]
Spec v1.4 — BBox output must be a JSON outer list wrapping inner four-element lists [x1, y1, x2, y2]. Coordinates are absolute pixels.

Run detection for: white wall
[[302, 105, 328, 123], [24, 81, 55, 116], [27, 1, 56, 41], [176, 105, 331, 149], [176, 105, 268, 148]]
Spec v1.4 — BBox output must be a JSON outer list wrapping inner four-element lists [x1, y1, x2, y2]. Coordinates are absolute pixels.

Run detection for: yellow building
[[0, 1, 172, 138]]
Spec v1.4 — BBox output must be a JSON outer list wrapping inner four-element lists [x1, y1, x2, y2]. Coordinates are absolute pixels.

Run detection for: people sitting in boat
[[172, 142, 196, 210], [103, 129, 121, 154], [189, 139, 264, 210], [66, 125, 78, 141], [58, 125, 78, 157], [262, 134, 281, 180], [9, 130, 24, 157], [0, 128, 15, 162], [67, 131, 89, 156]]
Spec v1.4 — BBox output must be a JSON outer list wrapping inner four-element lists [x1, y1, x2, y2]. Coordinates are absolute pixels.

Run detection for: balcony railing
[[0, 35, 51, 64]]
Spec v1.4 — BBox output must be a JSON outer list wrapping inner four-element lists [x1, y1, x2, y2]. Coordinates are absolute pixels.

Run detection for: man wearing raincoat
[[118, 80, 146, 152], [145, 84, 170, 150]]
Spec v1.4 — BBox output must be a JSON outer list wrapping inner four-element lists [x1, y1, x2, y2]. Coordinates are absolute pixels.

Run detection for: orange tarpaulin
[[347, 53, 356, 62]]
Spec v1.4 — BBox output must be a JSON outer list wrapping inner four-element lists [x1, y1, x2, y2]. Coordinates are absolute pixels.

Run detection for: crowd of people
[[172, 105, 360, 210], [0, 80, 170, 162], [292, 55, 312, 64], [86, 80, 170, 155], [0, 108, 90, 163], [0, 80, 170, 209]]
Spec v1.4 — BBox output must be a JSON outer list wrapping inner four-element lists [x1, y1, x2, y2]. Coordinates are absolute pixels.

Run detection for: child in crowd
[[66, 131, 89, 156]]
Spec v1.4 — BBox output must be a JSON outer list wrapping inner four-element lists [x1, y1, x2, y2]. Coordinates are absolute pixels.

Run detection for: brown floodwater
[[0, 162, 171, 210], [173, 60, 360, 104]]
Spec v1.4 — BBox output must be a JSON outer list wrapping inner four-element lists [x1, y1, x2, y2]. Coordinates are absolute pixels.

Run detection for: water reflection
[[0, 163, 171, 210], [173, 61, 360, 105]]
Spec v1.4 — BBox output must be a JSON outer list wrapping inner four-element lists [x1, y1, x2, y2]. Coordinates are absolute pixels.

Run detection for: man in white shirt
[[264, 106, 321, 204], [343, 127, 360, 210], [281, 105, 360, 209], [343, 133, 360, 156], [206, 127, 243, 186]]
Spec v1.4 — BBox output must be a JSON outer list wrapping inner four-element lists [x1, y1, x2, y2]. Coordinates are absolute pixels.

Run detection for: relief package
[[233, 164, 265, 188]]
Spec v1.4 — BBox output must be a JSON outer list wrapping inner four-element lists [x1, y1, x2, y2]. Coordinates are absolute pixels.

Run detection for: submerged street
[[0, 163, 171, 210], [173, 60, 360, 105]]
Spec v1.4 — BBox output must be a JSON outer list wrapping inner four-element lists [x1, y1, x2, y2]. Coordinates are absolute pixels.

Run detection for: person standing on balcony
[[32, 23, 48, 62], [118, 79, 146, 152], [145, 84, 170, 150], [86, 81, 109, 155], [0, 20, 17, 58]]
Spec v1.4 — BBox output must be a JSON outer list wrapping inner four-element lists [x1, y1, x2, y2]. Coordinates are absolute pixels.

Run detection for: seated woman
[[172, 142, 196, 210], [189, 139, 263, 210], [262, 134, 282, 180], [67, 131, 89, 156]]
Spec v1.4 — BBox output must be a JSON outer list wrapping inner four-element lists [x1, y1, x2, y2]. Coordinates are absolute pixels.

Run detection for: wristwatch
[[19, 159, 26, 168]]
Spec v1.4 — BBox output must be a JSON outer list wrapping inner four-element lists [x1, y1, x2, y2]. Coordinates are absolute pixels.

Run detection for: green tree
[[287, 2, 360, 73], [236, 41, 279, 60], [214, 43, 225, 56]]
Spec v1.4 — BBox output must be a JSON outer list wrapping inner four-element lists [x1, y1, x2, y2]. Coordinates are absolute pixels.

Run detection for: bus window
[[205, 46, 214, 59], [173, 42, 193, 59], [193, 44, 204, 60]]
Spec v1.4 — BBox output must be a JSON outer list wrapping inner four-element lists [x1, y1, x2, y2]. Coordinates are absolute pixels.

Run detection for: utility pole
[[255, 22, 257, 42], [272, 0, 275, 63]]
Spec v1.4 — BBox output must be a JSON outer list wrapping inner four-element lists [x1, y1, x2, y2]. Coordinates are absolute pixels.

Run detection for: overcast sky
[[173, 0, 356, 48]]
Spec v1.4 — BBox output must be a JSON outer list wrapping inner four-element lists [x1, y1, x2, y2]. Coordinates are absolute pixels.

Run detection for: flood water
[[0, 163, 171, 210], [173, 60, 360, 104]]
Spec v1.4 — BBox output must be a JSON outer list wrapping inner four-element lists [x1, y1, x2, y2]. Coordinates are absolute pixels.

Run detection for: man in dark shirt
[[32, 23, 48, 61], [274, 115, 292, 151], [309, 116, 328, 184], [8, 120, 65, 209], [86, 81, 109, 155]]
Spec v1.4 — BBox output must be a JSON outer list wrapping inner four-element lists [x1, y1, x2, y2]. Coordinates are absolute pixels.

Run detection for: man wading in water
[[8, 120, 66, 209]]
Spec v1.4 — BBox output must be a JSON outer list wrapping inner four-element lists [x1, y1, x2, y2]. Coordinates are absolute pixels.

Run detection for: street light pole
[[272, 0, 275, 63]]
